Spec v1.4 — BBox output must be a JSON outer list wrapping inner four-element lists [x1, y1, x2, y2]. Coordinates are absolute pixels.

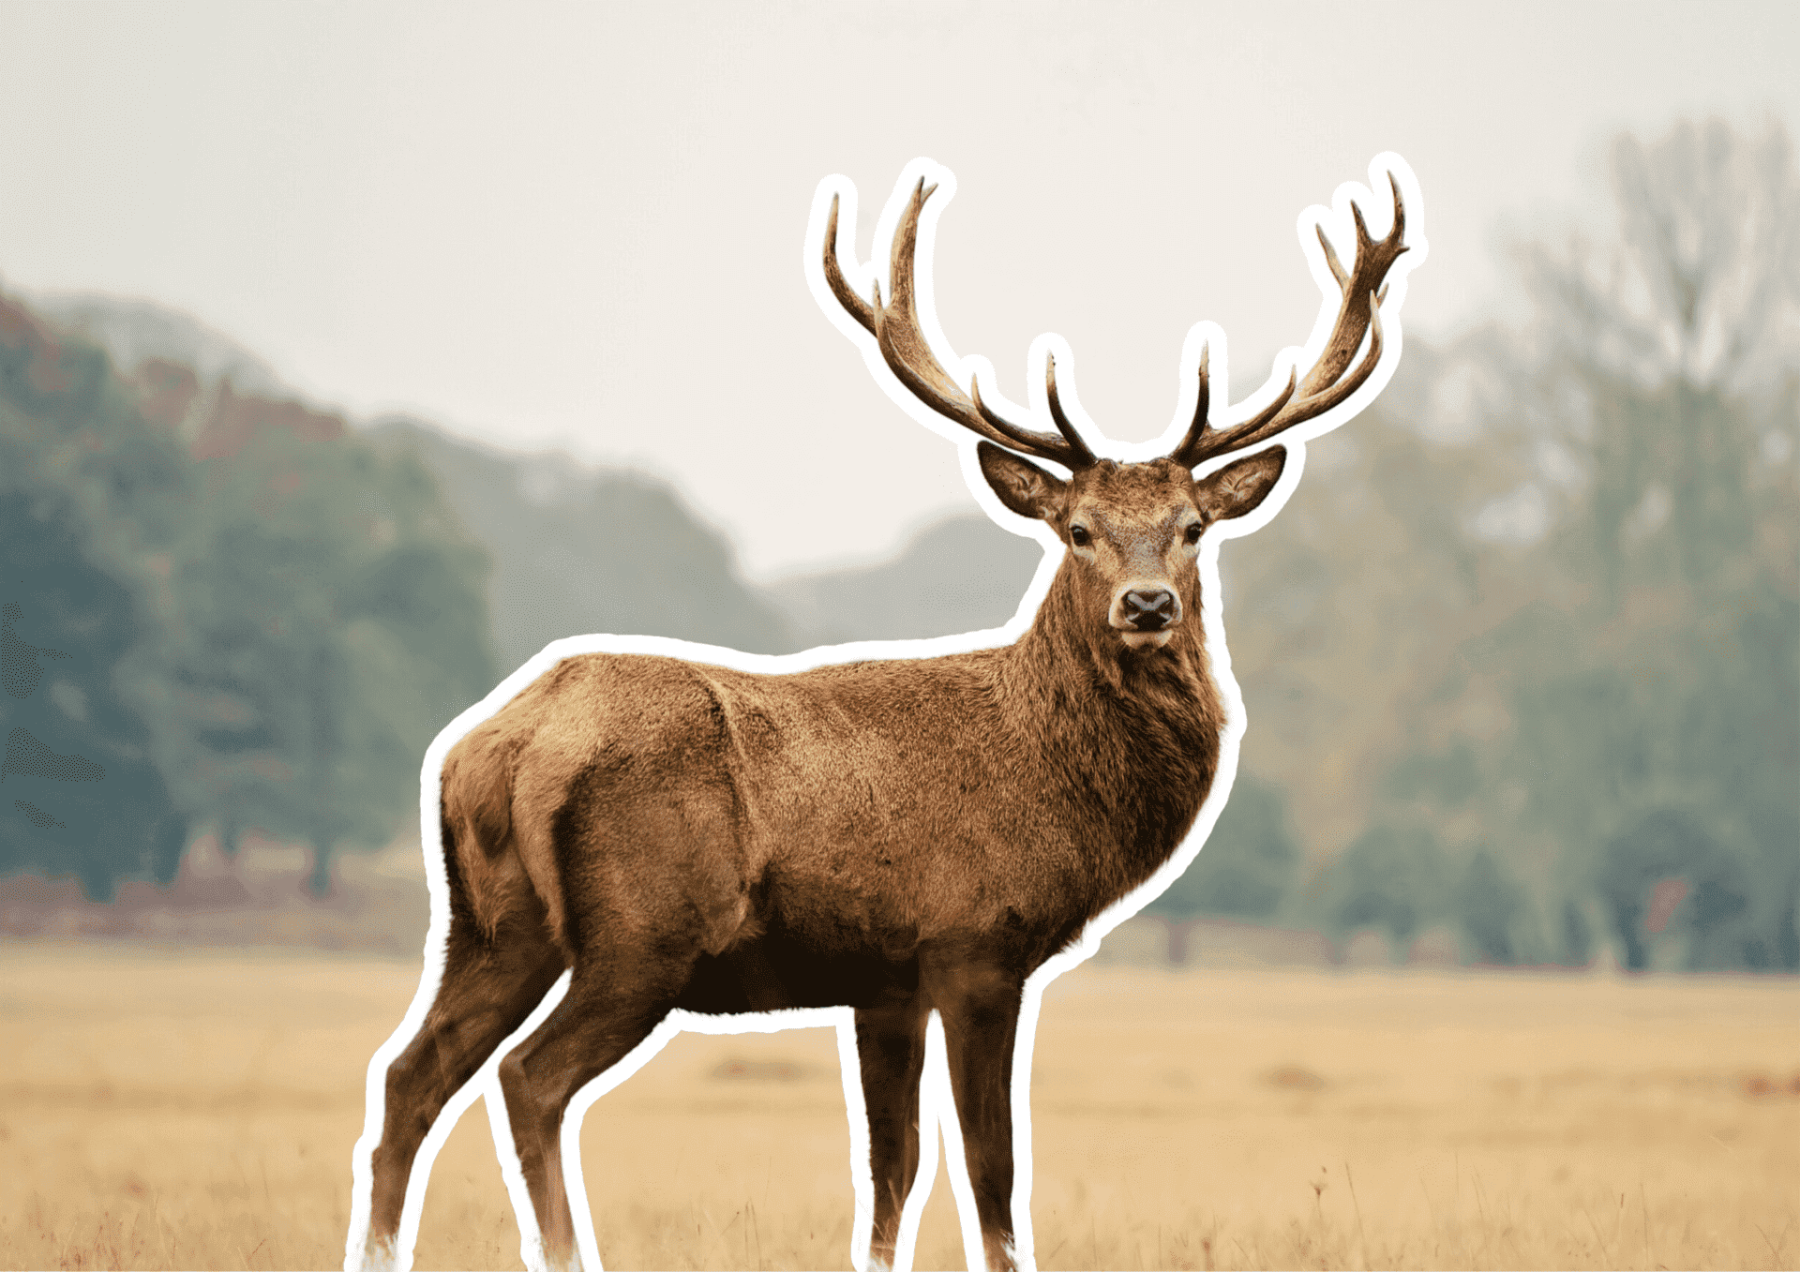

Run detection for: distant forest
[[2, 119, 1794, 970]]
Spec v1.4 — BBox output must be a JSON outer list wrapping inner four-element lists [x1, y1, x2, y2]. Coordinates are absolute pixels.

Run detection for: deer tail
[[438, 728, 541, 945]]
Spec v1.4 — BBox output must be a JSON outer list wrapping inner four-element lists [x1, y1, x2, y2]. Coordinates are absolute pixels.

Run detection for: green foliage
[[1454, 846, 1534, 966], [132, 422, 499, 892], [1386, 742, 1481, 808], [0, 494, 186, 900], [1340, 120, 1800, 970], [1, 300, 193, 900], [1, 294, 498, 897], [1146, 774, 1299, 921], [1306, 822, 1449, 959], [1370, 368, 1800, 971]]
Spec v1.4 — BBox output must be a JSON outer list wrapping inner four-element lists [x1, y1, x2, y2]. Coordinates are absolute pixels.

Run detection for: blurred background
[[1, 4, 1796, 1269], [2, 0, 1794, 973]]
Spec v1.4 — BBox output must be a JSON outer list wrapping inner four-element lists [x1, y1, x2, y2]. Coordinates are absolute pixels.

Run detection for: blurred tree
[[0, 295, 192, 898], [132, 422, 499, 894], [1454, 845, 1533, 966], [1518, 118, 1800, 396], [1360, 118, 1800, 969], [1306, 822, 1449, 962], [3, 286, 500, 898], [1510, 121, 1798, 969], [1144, 773, 1300, 960], [0, 496, 187, 899], [1149, 774, 1300, 921]]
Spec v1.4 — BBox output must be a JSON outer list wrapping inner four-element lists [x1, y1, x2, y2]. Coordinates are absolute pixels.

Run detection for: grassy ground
[[0, 944, 1795, 1270]]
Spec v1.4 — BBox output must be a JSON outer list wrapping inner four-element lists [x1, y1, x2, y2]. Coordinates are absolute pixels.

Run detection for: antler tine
[[1176, 175, 1408, 468], [823, 194, 876, 337], [1044, 354, 1098, 467], [1385, 171, 1406, 247], [824, 174, 1095, 471], [1168, 345, 1213, 467], [1351, 199, 1373, 258], [1316, 224, 1349, 289]]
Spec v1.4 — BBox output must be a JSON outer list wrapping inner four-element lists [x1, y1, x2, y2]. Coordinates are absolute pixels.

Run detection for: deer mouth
[[1119, 629, 1175, 651]]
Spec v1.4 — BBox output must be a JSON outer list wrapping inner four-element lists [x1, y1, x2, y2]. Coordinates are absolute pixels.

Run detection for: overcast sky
[[3, 2, 1796, 578]]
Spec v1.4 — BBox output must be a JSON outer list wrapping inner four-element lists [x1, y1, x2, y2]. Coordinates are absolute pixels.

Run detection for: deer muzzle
[[1111, 585, 1182, 649]]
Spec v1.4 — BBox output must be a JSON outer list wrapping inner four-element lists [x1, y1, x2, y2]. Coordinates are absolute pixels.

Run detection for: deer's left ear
[[1194, 447, 1287, 522], [979, 442, 1068, 521]]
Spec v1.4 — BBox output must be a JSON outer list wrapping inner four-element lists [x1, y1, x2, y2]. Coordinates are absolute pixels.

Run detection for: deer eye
[[1184, 523, 1203, 545], [1069, 524, 1091, 548]]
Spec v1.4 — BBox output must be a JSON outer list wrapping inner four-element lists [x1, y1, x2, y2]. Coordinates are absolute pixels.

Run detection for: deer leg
[[360, 911, 565, 1268], [937, 971, 1026, 1272], [495, 965, 681, 1272], [854, 1000, 930, 1270]]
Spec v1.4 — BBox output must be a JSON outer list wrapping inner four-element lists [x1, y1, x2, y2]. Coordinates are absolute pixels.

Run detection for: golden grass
[[0, 944, 1795, 1270]]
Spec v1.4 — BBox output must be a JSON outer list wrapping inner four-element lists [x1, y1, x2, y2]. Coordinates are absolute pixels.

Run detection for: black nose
[[1123, 588, 1176, 631]]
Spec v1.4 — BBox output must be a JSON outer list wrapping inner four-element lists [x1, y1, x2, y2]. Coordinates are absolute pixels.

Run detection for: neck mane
[[993, 561, 1225, 904]]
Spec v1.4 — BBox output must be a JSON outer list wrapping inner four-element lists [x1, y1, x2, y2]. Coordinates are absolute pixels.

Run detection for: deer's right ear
[[978, 442, 1067, 521]]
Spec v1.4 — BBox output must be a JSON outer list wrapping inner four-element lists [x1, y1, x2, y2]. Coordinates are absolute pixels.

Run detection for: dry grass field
[[0, 944, 1795, 1271]]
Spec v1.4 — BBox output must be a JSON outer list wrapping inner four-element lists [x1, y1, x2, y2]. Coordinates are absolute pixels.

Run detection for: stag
[[347, 156, 1420, 1272]]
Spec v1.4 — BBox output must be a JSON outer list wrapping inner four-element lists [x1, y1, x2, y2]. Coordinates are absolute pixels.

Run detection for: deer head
[[818, 167, 1411, 654]]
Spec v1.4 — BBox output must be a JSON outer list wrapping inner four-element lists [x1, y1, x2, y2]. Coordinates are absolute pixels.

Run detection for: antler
[[1170, 173, 1409, 469], [824, 178, 1097, 471]]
